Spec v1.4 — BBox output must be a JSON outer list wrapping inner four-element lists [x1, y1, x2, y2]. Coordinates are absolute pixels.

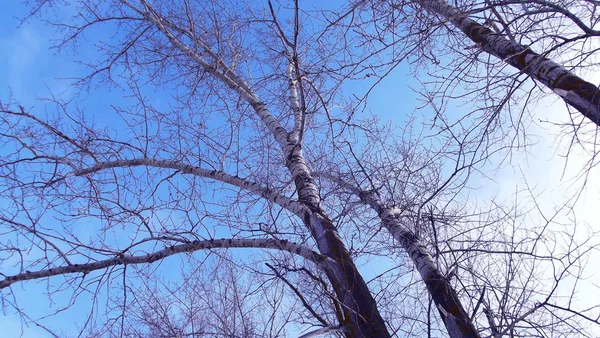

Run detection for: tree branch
[[265, 263, 330, 327], [71, 158, 308, 217], [0, 238, 332, 290]]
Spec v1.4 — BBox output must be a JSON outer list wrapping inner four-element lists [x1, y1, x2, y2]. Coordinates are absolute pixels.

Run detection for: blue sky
[[2, 1, 600, 337], [1, 4, 75, 106], [1, 4, 75, 337]]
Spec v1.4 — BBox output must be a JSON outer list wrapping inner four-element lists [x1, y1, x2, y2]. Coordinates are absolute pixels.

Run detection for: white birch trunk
[[122, 2, 393, 335], [315, 172, 481, 338], [417, 0, 600, 124], [359, 190, 481, 338], [279, 118, 391, 338]]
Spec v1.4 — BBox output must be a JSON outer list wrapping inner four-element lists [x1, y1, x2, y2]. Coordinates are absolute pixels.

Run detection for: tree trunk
[[286, 142, 391, 338], [417, 0, 600, 125], [357, 189, 482, 338]]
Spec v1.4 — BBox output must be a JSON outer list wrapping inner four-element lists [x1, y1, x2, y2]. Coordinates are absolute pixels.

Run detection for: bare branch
[[0, 238, 331, 290]]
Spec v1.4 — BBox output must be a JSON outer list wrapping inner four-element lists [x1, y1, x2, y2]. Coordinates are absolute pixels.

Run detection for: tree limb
[[0, 238, 332, 290]]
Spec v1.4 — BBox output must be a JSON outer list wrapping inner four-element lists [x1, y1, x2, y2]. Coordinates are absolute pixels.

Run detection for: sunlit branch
[[0, 238, 332, 290], [119, 0, 255, 102], [73, 158, 309, 217], [287, 62, 304, 142], [267, 0, 306, 144], [119, 0, 294, 150]]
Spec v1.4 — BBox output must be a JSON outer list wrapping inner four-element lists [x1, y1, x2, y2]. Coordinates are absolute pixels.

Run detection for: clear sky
[[1, 1, 599, 337], [0, 4, 139, 337]]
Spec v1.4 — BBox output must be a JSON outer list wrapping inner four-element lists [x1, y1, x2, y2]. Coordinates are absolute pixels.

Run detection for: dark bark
[[288, 145, 391, 337]]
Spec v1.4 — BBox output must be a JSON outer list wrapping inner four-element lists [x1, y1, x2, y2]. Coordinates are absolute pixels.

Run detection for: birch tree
[[423, 0, 600, 122], [1, 1, 598, 338], [328, 0, 600, 154]]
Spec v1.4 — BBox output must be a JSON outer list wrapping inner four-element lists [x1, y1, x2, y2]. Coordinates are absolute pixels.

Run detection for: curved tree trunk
[[119, 2, 393, 335], [283, 139, 391, 337]]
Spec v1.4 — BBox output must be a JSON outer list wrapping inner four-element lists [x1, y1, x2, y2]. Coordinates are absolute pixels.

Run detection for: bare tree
[[422, 0, 600, 122], [1, 1, 598, 338], [100, 255, 282, 338], [325, 0, 600, 159]]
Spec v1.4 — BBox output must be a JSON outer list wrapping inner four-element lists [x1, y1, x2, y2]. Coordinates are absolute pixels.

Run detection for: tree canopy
[[1, 0, 599, 337]]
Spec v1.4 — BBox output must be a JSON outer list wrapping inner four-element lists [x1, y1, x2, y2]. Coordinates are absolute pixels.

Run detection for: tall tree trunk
[[315, 172, 481, 338], [417, 0, 600, 125], [285, 141, 391, 338], [125, 3, 392, 334], [358, 190, 481, 338]]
